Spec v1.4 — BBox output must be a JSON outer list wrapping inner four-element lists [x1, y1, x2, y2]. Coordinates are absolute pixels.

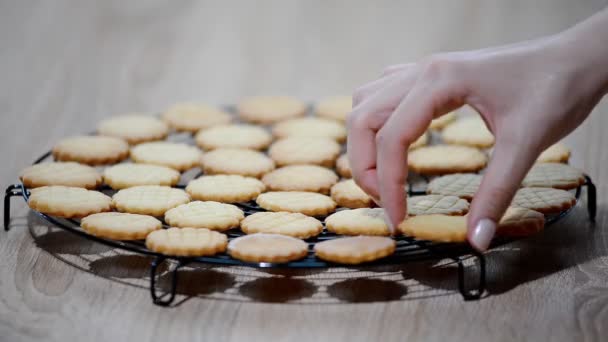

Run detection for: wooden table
[[1, 1, 607, 341]]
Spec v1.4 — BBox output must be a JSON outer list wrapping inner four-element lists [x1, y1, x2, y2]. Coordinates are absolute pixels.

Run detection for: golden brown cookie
[[112, 185, 190, 216], [162, 103, 232, 132], [497, 207, 545, 237], [146, 227, 228, 257], [537, 143, 571, 163], [268, 137, 341, 167], [330, 179, 373, 208], [28, 186, 112, 218], [521, 163, 585, 190], [429, 112, 457, 130], [164, 201, 244, 231], [130, 142, 203, 172], [426, 173, 481, 200], [325, 208, 390, 236], [240, 211, 323, 239], [228, 233, 309, 263], [314, 236, 396, 264], [52, 135, 129, 165], [441, 115, 495, 148], [315, 96, 352, 122], [20, 162, 102, 189], [97, 114, 169, 144], [237, 96, 306, 124], [103, 163, 181, 189], [335, 154, 352, 178], [201, 148, 275, 178], [262, 165, 338, 194], [194, 124, 272, 150], [81, 212, 162, 240], [186, 175, 265, 203], [256, 191, 337, 216], [272, 117, 347, 142], [398, 215, 467, 242], [407, 194, 469, 216], [408, 145, 488, 175], [511, 187, 576, 214]]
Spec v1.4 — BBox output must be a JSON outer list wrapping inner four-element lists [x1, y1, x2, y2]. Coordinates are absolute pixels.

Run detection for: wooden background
[[1, 1, 607, 341]]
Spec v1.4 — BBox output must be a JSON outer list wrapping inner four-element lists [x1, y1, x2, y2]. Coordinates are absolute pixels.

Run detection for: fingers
[[352, 64, 415, 107], [466, 134, 539, 251]]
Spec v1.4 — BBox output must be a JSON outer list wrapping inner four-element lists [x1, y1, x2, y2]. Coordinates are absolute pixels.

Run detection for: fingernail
[[371, 196, 382, 207], [382, 209, 396, 235], [470, 218, 496, 252]]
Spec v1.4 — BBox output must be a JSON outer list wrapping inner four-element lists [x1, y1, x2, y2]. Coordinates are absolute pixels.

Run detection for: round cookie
[[237, 96, 306, 124], [314, 236, 396, 264], [330, 179, 373, 208], [81, 212, 162, 240], [228, 233, 309, 263], [146, 227, 228, 257], [112, 185, 190, 216], [256, 191, 336, 216], [186, 175, 265, 203], [272, 117, 347, 142], [511, 187, 576, 214], [103, 163, 180, 189], [408, 145, 488, 175], [164, 201, 244, 231], [194, 124, 272, 150], [28, 186, 112, 218], [97, 114, 169, 144], [407, 194, 469, 216], [268, 137, 341, 167], [497, 207, 545, 237], [20, 162, 102, 189], [429, 112, 457, 130], [537, 143, 571, 163], [315, 96, 352, 122], [325, 208, 390, 236], [201, 148, 275, 178], [335, 154, 352, 178], [426, 173, 481, 200], [262, 165, 338, 194], [398, 215, 468, 243], [240, 211, 323, 239], [130, 142, 202, 172], [162, 103, 232, 132], [52, 135, 129, 165], [521, 163, 585, 190], [441, 115, 494, 148]]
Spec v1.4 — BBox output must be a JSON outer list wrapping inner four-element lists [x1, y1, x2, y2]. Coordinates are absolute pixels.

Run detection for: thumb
[[467, 136, 538, 251]]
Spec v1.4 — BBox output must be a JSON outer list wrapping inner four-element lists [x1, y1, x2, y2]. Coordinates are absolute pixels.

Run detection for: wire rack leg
[[584, 175, 597, 222], [4, 184, 23, 232], [456, 251, 486, 300], [149, 257, 180, 306]]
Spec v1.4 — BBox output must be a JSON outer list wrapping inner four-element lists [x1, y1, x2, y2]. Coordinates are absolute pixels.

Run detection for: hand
[[346, 11, 608, 250]]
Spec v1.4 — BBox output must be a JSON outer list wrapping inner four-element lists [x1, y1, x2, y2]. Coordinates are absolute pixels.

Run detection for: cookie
[[256, 191, 336, 216], [315, 96, 352, 122], [228, 233, 309, 263], [130, 142, 202, 172], [521, 163, 585, 190], [201, 148, 275, 178], [426, 173, 481, 200], [146, 227, 228, 257], [272, 117, 347, 142], [20, 162, 102, 189], [429, 111, 457, 130], [441, 115, 495, 148], [162, 103, 232, 132], [103, 163, 180, 189], [408, 145, 488, 175], [330, 179, 373, 208], [407, 194, 469, 216], [314, 236, 396, 264], [537, 143, 571, 163], [268, 137, 341, 167], [28, 186, 112, 218], [240, 211, 323, 239], [97, 114, 169, 144], [81, 212, 162, 240], [237, 96, 306, 124], [262, 165, 338, 194], [335, 154, 352, 178], [194, 124, 272, 150], [112, 185, 190, 216], [398, 214, 467, 242], [511, 187, 576, 214], [52, 135, 129, 165], [497, 207, 545, 237], [164, 201, 244, 231], [325, 208, 390, 236], [186, 175, 265, 203]]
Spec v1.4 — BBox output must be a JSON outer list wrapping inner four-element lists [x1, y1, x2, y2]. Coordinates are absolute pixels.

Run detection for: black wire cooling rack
[[4, 149, 597, 306]]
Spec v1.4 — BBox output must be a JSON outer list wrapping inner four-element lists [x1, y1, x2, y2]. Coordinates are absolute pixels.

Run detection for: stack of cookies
[[20, 99, 583, 265]]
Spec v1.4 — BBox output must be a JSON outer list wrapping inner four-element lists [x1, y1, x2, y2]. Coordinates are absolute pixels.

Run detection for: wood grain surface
[[1, 1, 607, 341]]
